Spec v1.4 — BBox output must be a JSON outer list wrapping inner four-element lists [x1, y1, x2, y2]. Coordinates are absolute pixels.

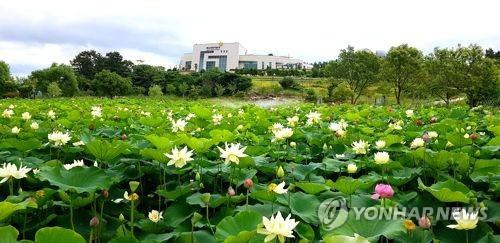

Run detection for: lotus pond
[[0, 98, 499, 243]]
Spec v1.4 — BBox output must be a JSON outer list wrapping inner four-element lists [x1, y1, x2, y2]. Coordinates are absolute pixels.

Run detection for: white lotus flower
[[306, 111, 321, 125], [185, 113, 196, 121], [447, 208, 479, 230], [406, 109, 414, 118], [374, 152, 390, 164], [47, 110, 56, 119], [257, 211, 299, 243], [286, 116, 299, 127], [238, 109, 244, 116], [30, 122, 39, 130], [335, 129, 347, 138], [218, 143, 247, 165], [410, 138, 425, 149], [388, 120, 403, 130], [273, 127, 293, 141], [165, 146, 194, 168], [0, 163, 31, 183], [2, 109, 14, 118], [328, 122, 342, 132], [48, 131, 71, 146], [270, 123, 284, 133], [63, 160, 85, 170], [91, 106, 102, 118], [268, 181, 288, 194], [172, 119, 187, 132], [148, 210, 164, 223], [73, 141, 85, 147], [347, 163, 357, 173], [446, 141, 454, 148], [427, 131, 438, 139], [212, 114, 223, 125], [8, 104, 14, 109], [351, 140, 369, 154], [375, 140, 386, 150], [22, 112, 31, 121], [11, 126, 20, 134], [335, 154, 345, 159]]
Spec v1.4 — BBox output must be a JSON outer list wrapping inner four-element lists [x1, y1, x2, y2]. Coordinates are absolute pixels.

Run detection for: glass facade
[[185, 61, 192, 70], [241, 61, 257, 69], [218, 56, 227, 71], [206, 61, 216, 70]]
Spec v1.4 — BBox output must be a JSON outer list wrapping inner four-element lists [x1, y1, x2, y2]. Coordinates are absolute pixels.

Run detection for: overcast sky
[[1, 0, 499, 76]]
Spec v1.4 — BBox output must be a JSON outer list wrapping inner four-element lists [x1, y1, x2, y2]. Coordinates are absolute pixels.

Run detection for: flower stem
[[69, 196, 75, 231], [245, 189, 249, 210], [206, 205, 215, 235], [130, 200, 135, 235], [89, 228, 93, 243], [466, 231, 469, 243], [8, 178, 13, 196]]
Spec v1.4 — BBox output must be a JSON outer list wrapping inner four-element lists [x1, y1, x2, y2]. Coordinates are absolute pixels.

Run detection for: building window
[[185, 61, 192, 70], [241, 61, 257, 69], [206, 61, 216, 70], [218, 56, 227, 71]]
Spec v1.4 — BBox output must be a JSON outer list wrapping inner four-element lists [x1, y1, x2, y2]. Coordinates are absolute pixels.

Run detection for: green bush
[[214, 84, 225, 97], [331, 81, 354, 103], [279, 77, 301, 90], [148, 85, 163, 97], [304, 88, 317, 102], [165, 84, 176, 94], [47, 82, 62, 98], [91, 70, 132, 97]]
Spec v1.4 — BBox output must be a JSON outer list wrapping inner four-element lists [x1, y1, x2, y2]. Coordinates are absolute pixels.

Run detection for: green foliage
[[46, 82, 62, 98], [92, 70, 132, 97], [331, 81, 355, 103], [148, 84, 164, 97], [132, 64, 166, 92], [30, 64, 78, 97], [304, 88, 317, 102], [279, 76, 301, 90]]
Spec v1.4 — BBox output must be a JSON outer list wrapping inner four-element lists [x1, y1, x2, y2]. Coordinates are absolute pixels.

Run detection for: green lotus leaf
[[296, 181, 330, 194], [387, 167, 422, 186], [0, 138, 41, 152], [324, 233, 370, 243], [145, 134, 173, 151], [0, 199, 37, 222], [0, 225, 19, 243], [323, 209, 405, 242], [215, 210, 262, 241], [85, 139, 129, 163], [38, 166, 115, 194], [34, 227, 85, 243], [140, 148, 167, 163], [288, 192, 320, 225], [333, 177, 362, 195], [296, 221, 315, 241], [417, 178, 472, 203], [209, 129, 235, 143]]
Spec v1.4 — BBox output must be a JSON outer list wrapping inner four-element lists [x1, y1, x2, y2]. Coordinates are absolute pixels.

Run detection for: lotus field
[[0, 98, 499, 243]]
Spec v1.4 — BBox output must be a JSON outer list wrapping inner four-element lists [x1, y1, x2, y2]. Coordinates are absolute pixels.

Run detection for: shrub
[[148, 85, 163, 97], [91, 70, 132, 97], [177, 83, 189, 97], [214, 84, 225, 97], [279, 77, 301, 90], [165, 84, 176, 94], [188, 85, 201, 98], [47, 82, 62, 97], [304, 88, 317, 102], [30, 64, 78, 97], [331, 81, 354, 103]]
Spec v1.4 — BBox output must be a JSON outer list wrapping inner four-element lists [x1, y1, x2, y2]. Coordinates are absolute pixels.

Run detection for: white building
[[179, 42, 309, 72]]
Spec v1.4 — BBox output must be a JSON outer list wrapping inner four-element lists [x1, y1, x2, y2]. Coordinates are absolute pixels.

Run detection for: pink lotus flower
[[371, 184, 394, 200]]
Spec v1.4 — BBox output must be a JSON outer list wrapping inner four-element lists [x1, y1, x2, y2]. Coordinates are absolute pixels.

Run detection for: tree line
[[0, 50, 252, 98], [321, 44, 499, 107]]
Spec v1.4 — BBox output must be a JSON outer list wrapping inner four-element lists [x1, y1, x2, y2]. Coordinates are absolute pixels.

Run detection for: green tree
[[92, 70, 132, 97], [131, 64, 166, 92], [100, 52, 134, 77], [47, 82, 62, 97], [331, 81, 355, 103], [70, 50, 103, 79], [30, 64, 78, 97], [0, 61, 16, 96], [379, 44, 424, 105], [326, 46, 380, 104], [148, 84, 163, 97], [424, 48, 461, 105]]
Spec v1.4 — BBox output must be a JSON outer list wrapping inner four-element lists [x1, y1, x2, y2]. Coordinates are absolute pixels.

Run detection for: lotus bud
[[469, 133, 479, 140], [89, 123, 95, 130], [429, 117, 437, 123], [101, 190, 109, 199], [416, 119, 424, 126], [227, 186, 236, 196], [191, 212, 203, 225], [119, 213, 125, 222], [418, 215, 431, 229], [421, 133, 431, 143], [199, 182, 204, 188], [323, 143, 328, 151], [129, 181, 140, 192], [475, 150, 481, 157], [201, 193, 211, 205], [244, 178, 253, 188], [479, 202, 486, 208], [289, 141, 296, 148], [121, 134, 127, 141], [90, 216, 100, 227], [347, 163, 357, 174], [195, 172, 201, 181], [277, 166, 285, 178]]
